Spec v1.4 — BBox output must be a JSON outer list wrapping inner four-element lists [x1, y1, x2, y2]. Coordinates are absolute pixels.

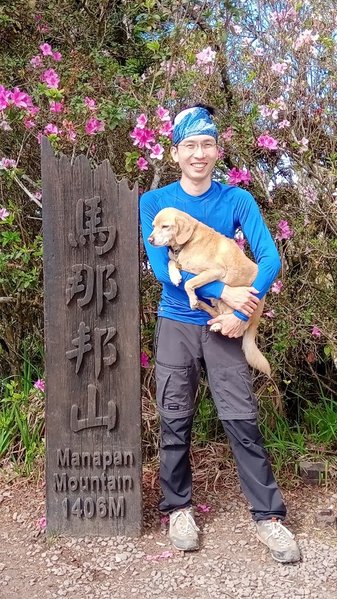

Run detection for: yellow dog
[[148, 207, 270, 376]]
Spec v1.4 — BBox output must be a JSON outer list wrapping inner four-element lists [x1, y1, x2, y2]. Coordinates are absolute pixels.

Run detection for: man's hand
[[221, 285, 260, 317], [207, 313, 249, 338]]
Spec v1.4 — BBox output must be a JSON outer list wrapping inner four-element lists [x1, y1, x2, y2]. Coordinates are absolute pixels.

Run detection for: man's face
[[170, 134, 219, 183]]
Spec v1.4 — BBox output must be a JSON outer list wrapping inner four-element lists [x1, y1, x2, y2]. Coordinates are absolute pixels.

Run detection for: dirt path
[[1, 472, 337, 599]]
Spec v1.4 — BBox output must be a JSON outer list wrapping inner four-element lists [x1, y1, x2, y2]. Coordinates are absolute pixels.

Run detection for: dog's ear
[[175, 216, 196, 245]]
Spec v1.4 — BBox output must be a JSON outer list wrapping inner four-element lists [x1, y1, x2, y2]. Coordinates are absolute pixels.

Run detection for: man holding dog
[[140, 105, 300, 563]]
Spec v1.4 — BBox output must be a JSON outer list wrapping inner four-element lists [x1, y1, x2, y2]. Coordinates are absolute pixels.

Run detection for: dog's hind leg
[[184, 269, 223, 309], [194, 299, 219, 318]]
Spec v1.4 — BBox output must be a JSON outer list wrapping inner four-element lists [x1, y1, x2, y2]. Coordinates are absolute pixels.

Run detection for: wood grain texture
[[42, 138, 141, 536]]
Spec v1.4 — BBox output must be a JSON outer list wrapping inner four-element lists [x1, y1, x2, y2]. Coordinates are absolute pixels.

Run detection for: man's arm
[[227, 190, 281, 322], [140, 191, 224, 297]]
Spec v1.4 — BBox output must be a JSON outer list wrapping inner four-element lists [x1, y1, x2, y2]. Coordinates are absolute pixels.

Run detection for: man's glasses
[[177, 141, 218, 153]]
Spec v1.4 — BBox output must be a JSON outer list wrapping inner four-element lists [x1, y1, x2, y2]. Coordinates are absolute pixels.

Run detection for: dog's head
[[148, 208, 197, 247]]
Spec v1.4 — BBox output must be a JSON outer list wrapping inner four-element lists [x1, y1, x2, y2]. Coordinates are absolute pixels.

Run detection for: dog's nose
[[148, 235, 154, 244]]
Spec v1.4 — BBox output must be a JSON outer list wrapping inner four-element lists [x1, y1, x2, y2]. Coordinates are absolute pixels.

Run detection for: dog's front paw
[[210, 323, 222, 333], [189, 297, 199, 310], [170, 270, 182, 287]]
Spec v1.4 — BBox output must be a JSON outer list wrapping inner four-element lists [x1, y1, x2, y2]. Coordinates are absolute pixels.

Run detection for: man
[[140, 105, 300, 563]]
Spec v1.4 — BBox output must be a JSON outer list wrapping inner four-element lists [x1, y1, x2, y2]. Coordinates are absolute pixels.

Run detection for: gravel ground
[[1, 475, 337, 599]]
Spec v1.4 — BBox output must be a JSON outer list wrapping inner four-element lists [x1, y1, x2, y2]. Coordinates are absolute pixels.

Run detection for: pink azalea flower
[[136, 113, 148, 129], [37, 516, 47, 530], [242, 36, 252, 47], [41, 68, 60, 88], [49, 100, 63, 113], [37, 24, 50, 34], [34, 378, 45, 392], [222, 127, 233, 142], [0, 208, 10, 220], [24, 118, 36, 129], [254, 47, 264, 56], [196, 46, 216, 65], [197, 503, 211, 513], [30, 55, 43, 68], [0, 85, 11, 111], [85, 117, 105, 135], [0, 119, 11, 131], [84, 97, 97, 111], [0, 158, 16, 169], [311, 326, 321, 338], [278, 119, 290, 129], [156, 106, 170, 122], [9, 87, 32, 109], [275, 96, 287, 111], [160, 515, 169, 525], [299, 137, 309, 154], [257, 134, 278, 150], [271, 8, 297, 24], [196, 46, 216, 74], [259, 105, 272, 118], [275, 220, 293, 241], [271, 280, 283, 294], [130, 126, 156, 149], [39, 42, 53, 56], [264, 309, 275, 319], [145, 550, 173, 561], [62, 120, 77, 143], [52, 51, 62, 62], [137, 157, 149, 171], [159, 120, 173, 137], [271, 62, 288, 75], [294, 30, 319, 51], [232, 24, 242, 34], [141, 351, 150, 368], [228, 167, 251, 185], [150, 143, 164, 160], [44, 123, 59, 135], [28, 106, 40, 117], [36, 131, 43, 144]]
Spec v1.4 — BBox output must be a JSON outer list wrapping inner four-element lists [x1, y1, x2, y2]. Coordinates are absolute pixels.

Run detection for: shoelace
[[171, 510, 200, 536], [264, 520, 294, 548]]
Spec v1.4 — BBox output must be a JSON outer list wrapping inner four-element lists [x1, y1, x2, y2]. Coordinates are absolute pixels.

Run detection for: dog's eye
[[161, 225, 170, 229]]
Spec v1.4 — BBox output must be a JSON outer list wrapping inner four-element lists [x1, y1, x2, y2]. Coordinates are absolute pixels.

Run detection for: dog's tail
[[242, 330, 271, 376], [242, 300, 271, 376]]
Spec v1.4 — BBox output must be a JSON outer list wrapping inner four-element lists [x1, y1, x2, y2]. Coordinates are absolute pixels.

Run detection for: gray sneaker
[[169, 507, 200, 551], [256, 518, 300, 563]]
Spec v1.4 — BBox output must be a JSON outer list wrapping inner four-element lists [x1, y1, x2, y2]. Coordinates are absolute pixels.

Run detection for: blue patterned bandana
[[172, 107, 218, 146]]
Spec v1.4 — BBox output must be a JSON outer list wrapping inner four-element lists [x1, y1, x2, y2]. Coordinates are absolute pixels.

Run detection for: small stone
[[115, 552, 129, 562], [315, 508, 336, 527]]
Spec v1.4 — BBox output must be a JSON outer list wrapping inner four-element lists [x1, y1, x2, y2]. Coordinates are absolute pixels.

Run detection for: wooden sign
[[42, 138, 142, 536]]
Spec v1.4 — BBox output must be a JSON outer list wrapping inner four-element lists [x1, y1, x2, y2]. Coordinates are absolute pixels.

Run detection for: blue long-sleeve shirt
[[140, 180, 281, 324]]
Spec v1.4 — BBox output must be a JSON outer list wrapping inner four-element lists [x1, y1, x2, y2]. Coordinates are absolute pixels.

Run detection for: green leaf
[[246, 71, 257, 82], [44, 88, 64, 101], [146, 40, 161, 54], [124, 151, 139, 173], [0, 230, 21, 247]]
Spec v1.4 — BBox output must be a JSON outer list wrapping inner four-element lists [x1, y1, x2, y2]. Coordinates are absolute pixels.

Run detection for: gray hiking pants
[[155, 317, 286, 521]]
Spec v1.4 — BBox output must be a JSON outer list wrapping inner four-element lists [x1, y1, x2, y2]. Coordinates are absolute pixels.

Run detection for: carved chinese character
[[94, 326, 117, 378], [70, 384, 117, 432], [66, 264, 117, 312], [66, 264, 94, 306], [66, 321, 92, 373], [68, 196, 116, 255]]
